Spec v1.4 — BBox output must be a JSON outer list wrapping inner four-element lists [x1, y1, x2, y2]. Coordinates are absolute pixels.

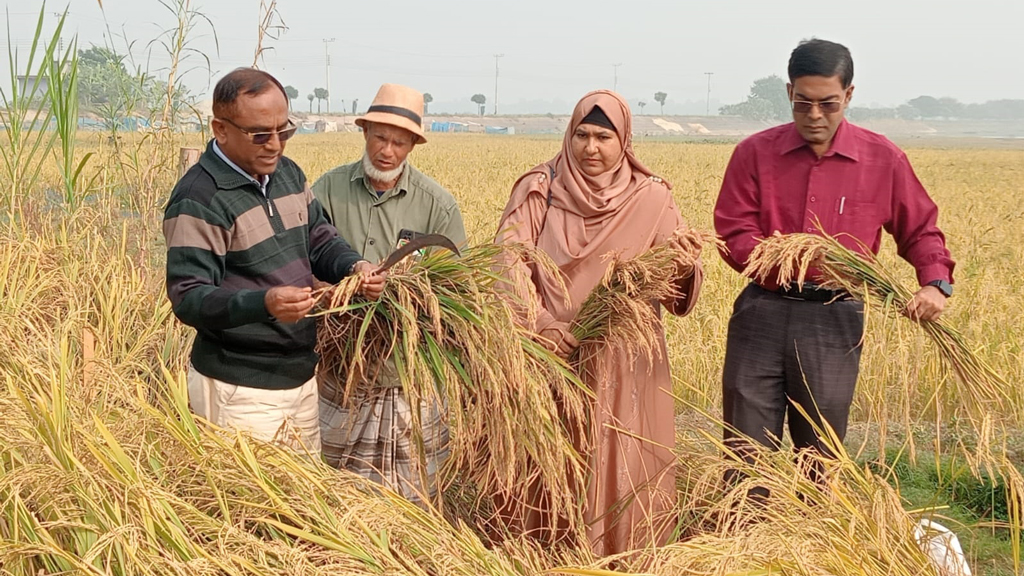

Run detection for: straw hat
[[355, 83, 427, 144]]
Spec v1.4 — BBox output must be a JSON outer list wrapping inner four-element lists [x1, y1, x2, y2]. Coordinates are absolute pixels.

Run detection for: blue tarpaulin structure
[[429, 121, 470, 133]]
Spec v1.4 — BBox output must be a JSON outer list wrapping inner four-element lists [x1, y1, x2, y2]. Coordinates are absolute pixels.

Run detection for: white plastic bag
[[914, 519, 972, 576]]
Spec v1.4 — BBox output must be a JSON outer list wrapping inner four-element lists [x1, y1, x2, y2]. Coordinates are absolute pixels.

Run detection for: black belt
[[773, 282, 851, 302]]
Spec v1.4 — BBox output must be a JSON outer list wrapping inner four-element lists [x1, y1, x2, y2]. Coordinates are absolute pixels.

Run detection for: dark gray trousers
[[722, 284, 864, 460]]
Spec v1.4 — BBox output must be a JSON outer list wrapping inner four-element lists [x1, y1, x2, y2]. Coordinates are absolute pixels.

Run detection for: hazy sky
[[3, 0, 1023, 115]]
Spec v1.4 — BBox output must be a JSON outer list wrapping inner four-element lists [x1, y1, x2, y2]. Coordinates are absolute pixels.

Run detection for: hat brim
[[356, 114, 427, 144]]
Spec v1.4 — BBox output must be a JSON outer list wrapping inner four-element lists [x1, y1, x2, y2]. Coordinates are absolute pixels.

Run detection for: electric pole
[[493, 53, 504, 115], [52, 12, 64, 54], [323, 38, 336, 114], [704, 71, 714, 116], [613, 63, 622, 93]]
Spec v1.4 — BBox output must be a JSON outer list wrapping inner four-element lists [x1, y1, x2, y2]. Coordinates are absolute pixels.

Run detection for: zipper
[[255, 179, 274, 217], [258, 181, 285, 235]]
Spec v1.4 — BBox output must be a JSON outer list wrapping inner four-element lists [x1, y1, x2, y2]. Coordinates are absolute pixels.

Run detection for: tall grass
[[252, 0, 287, 69], [0, 4, 64, 213]]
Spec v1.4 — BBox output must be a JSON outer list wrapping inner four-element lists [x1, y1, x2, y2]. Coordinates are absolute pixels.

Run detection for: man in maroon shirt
[[714, 39, 955, 472]]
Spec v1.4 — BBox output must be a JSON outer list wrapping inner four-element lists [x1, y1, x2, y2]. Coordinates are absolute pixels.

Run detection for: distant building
[[16, 74, 49, 96]]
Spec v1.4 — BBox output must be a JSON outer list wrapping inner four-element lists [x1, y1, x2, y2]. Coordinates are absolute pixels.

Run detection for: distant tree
[[963, 99, 1024, 120], [906, 95, 943, 118], [889, 97, 1024, 121], [351, 99, 358, 114], [638, 100, 646, 115], [750, 75, 790, 116], [718, 75, 789, 121], [471, 93, 486, 116], [720, 98, 775, 121], [78, 46, 130, 107], [846, 106, 897, 122], [938, 97, 964, 118], [896, 103, 920, 120], [77, 45, 196, 130], [313, 87, 329, 114], [307, 93, 314, 113], [906, 95, 964, 118], [423, 92, 433, 114], [284, 85, 299, 108], [654, 92, 667, 115]]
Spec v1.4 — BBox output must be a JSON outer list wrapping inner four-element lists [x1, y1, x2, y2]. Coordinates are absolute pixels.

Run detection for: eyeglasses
[[791, 99, 845, 114], [218, 117, 297, 145]]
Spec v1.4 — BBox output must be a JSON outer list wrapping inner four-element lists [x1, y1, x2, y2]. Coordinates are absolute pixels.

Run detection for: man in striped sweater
[[163, 68, 385, 452]]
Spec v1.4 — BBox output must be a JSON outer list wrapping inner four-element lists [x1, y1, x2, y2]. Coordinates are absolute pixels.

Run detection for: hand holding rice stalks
[[570, 228, 716, 366], [744, 228, 1013, 418], [311, 243, 591, 532]]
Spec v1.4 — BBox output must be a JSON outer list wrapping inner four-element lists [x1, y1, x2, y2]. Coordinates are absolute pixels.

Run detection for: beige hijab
[[499, 90, 678, 324]]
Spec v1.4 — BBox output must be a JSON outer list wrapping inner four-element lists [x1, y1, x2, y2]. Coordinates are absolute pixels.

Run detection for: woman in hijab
[[495, 90, 703, 555]]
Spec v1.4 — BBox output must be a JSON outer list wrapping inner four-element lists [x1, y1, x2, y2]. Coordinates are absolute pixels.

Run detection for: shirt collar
[[212, 141, 270, 188], [778, 120, 860, 162]]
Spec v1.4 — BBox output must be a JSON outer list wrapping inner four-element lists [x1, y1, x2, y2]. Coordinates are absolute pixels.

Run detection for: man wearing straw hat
[[714, 39, 955, 484], [163, 68, 386, 454], [312, 83, 466, 505]]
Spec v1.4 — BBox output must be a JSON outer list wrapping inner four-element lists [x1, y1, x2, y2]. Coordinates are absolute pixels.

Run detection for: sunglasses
[[790, 99, 844, 114], [219, 117, 298, 145]]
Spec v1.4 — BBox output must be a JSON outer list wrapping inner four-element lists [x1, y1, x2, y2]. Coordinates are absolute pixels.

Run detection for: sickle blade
[[373, 234, 461, 274]]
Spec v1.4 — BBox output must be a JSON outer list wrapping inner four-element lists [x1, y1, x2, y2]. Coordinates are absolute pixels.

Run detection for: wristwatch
[[926, 279, 953, 298]]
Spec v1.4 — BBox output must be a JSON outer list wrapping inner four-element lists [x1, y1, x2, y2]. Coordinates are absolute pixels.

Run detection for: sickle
[[372, 233, 461, 274]]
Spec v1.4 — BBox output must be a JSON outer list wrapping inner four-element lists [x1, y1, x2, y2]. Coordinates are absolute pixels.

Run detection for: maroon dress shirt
[[714, 120, 954, 289]]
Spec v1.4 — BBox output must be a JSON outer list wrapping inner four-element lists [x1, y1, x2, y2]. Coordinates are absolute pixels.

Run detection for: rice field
[[292, 133, 1024, 429], [2, 130, 1023, 574]]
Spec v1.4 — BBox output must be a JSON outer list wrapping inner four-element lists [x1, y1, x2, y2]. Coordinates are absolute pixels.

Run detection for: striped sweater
[[163, 141, 363, 389]]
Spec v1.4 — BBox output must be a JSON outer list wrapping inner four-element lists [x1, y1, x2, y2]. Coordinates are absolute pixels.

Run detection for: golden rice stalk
[[311, 243, 591, 535], [0, 225, 985, 576], [0, 366, 552, 576], [744, 228, 1013, 420], [601, 423, 940, 576], [570, 228, 717, 367]]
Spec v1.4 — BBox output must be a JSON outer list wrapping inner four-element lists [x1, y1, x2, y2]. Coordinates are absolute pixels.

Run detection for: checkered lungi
[[318, 369, 450, 506]]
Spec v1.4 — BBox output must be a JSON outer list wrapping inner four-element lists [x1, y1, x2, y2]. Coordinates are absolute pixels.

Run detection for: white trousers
[[187, 365, 321, 453]]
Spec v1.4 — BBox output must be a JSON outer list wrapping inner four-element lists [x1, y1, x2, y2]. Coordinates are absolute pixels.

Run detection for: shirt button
[[368, 238, 376, 246], [807, 228, 814, 232], [810, 197, 816, 203]]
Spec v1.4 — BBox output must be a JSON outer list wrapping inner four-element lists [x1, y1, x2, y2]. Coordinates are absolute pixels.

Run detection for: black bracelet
[[348, 260, 367, 276]]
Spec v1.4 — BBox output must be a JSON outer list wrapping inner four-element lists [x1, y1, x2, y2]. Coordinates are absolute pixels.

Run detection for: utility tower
[[323, 38, 336, 113], [493, 54, 504, 115], [705, 71, 714, 116]]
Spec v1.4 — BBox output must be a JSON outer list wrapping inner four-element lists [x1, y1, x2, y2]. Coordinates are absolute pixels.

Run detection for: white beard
[[362, 151, 406, 185]]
